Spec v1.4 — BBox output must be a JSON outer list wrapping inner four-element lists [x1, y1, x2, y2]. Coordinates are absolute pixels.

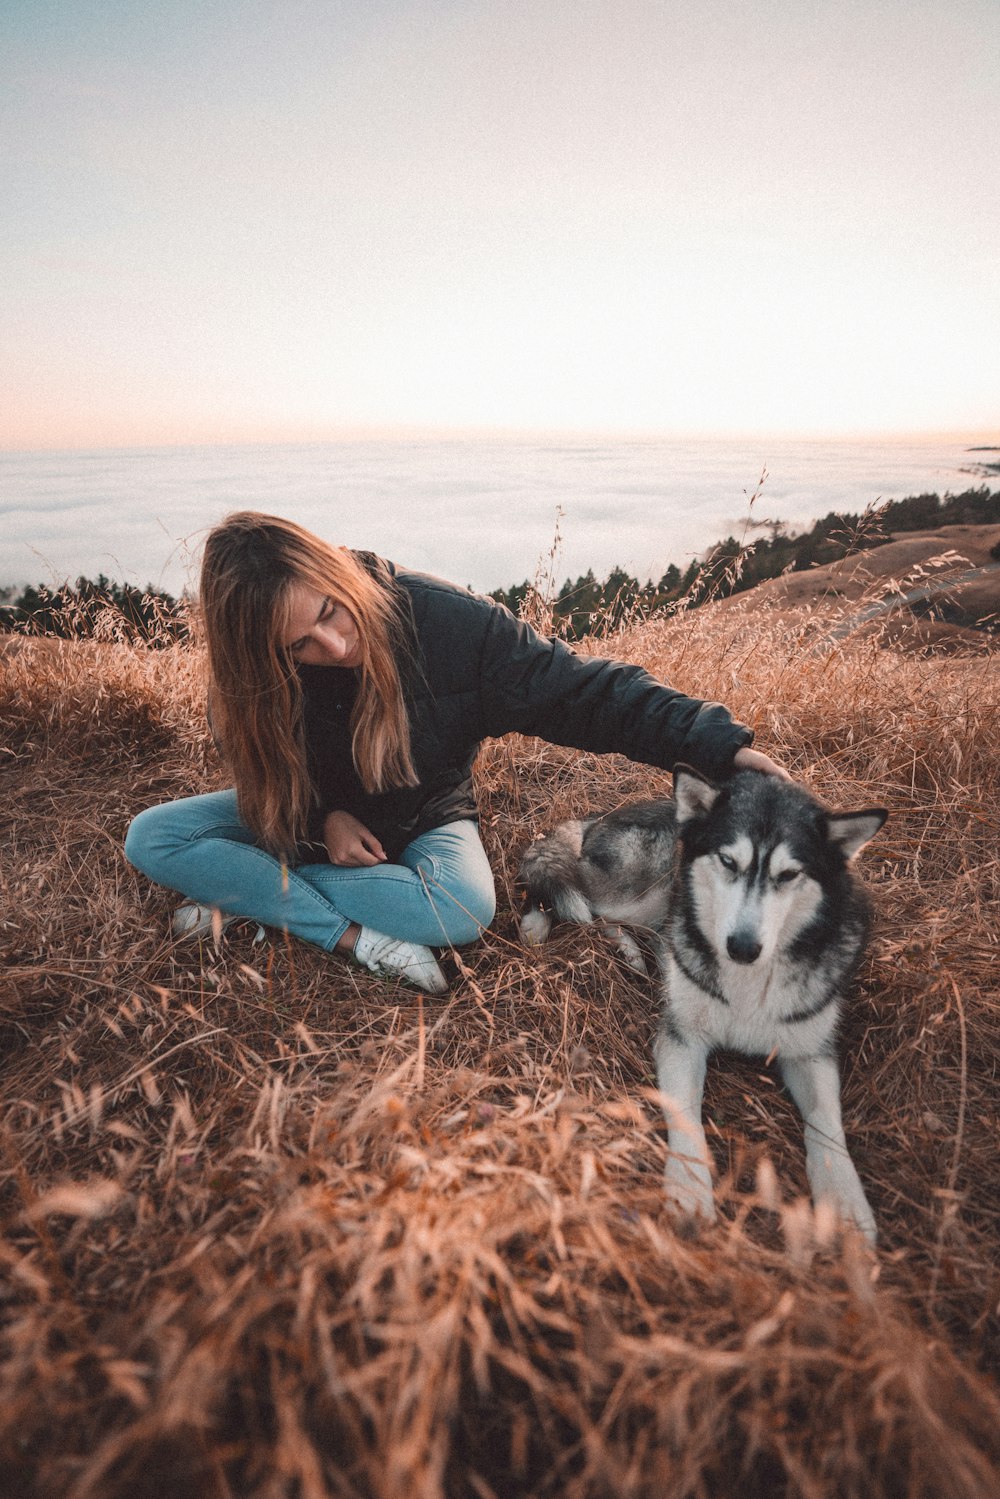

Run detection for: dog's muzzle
[[726, 932, 763, 964]]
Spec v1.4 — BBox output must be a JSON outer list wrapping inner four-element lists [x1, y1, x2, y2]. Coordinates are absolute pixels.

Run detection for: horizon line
[[1, 424, 997, 457]]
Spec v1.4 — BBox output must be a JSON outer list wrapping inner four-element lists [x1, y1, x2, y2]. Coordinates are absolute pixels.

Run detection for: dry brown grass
[[1, 593, 999, 1499]]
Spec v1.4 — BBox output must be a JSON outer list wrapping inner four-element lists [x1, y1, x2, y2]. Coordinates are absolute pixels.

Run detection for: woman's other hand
[[322, 810, 388, 866], [733, 746, 792, 780]]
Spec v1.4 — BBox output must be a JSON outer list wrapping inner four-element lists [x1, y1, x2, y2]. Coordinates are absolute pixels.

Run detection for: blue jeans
[[124, 790, 496, 952]]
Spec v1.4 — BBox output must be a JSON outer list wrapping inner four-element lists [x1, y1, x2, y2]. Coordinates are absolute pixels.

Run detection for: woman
[[125, 512, 785, 993]]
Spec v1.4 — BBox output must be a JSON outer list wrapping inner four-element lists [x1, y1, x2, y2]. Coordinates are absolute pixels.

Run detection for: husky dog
[[518, 768, 887, 1244]]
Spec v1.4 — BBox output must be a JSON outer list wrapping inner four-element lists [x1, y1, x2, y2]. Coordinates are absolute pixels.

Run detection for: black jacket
[[297, 557, 753, 863]]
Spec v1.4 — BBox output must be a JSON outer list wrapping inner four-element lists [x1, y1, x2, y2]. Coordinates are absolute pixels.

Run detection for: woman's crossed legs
[[124, 790, 496, 957]]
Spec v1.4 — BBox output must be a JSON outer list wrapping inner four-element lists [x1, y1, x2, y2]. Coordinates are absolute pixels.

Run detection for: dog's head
[[671, 764, 887, 967]]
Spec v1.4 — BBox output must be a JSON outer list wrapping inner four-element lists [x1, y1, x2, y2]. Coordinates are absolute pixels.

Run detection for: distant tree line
[[0, 574, 188, 644], [491, 486, 1000, 638], [4, 486, 998, 644]]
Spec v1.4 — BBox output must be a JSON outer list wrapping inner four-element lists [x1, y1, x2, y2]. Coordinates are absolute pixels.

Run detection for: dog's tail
[[518, 821, 594, 945]]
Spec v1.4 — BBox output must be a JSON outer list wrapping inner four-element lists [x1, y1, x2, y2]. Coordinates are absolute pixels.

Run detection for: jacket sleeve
[[470, 595, 753, 780]]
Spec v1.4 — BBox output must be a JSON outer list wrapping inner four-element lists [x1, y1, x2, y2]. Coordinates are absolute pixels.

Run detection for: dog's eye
[[775, 867, 800, 885], [718, 853, 738, 873]]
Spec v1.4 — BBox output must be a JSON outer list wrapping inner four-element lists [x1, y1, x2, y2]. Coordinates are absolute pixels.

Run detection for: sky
[[2, 0, 999, 449]]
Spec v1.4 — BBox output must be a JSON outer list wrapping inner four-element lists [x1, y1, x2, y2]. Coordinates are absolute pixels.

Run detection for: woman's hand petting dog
[[733, 746, 792, 780]]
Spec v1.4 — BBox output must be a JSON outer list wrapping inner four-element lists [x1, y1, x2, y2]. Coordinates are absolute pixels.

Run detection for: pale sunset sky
[[2, 0, 998, 449]]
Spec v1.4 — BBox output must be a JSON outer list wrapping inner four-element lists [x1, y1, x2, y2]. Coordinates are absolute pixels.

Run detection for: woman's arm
[[469, 595, 757, 780]]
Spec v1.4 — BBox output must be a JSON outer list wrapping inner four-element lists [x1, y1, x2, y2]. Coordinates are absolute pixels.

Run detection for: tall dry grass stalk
[[1, 588, 998, 1498]]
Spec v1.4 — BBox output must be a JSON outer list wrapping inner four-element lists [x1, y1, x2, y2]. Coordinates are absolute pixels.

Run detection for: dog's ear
[[673, 764, 722, 824], [824, 808, 888, 860]]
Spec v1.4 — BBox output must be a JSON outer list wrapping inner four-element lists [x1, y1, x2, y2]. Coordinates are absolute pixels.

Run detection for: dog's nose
[[726, 932, 762, 964]]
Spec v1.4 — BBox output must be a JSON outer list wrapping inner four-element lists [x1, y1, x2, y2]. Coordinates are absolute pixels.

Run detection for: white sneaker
[[172, 902, 238, 940], [350, 927, 448, 994]]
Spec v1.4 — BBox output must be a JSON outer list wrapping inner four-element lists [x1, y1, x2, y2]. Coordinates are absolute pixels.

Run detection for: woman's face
[[281, 581, 362, 668]]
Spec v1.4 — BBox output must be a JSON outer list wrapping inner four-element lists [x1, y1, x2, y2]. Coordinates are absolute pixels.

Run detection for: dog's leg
[[653, 1027, 715, 1224], [779, 1054, 877, 1246], [519, 906, 553, 946], [599, 922, 647, 975]]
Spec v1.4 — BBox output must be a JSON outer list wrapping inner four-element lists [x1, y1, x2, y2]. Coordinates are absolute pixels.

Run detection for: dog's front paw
[[519, 909, 553, 946], [816, 1185, 878, 1248], [807, 1156, 877, 1247], [664, 1154, 716, 1227]]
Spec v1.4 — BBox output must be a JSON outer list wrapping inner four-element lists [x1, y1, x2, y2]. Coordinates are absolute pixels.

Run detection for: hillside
[[488, 488, 1000, 638], [737, 522, 1000, 612], [712, 522, 1000, 652], [1, 596, 999, 1497]]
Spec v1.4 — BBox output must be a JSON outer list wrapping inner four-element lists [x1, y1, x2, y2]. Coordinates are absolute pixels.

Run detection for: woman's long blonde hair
[[200, 512, 417, 857]]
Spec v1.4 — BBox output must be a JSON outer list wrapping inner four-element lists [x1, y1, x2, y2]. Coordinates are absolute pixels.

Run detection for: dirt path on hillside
[[829, 563, 1000, 639]]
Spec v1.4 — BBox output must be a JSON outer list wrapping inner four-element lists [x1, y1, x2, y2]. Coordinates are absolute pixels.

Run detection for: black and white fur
[[518, 767, 887, 1244]]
